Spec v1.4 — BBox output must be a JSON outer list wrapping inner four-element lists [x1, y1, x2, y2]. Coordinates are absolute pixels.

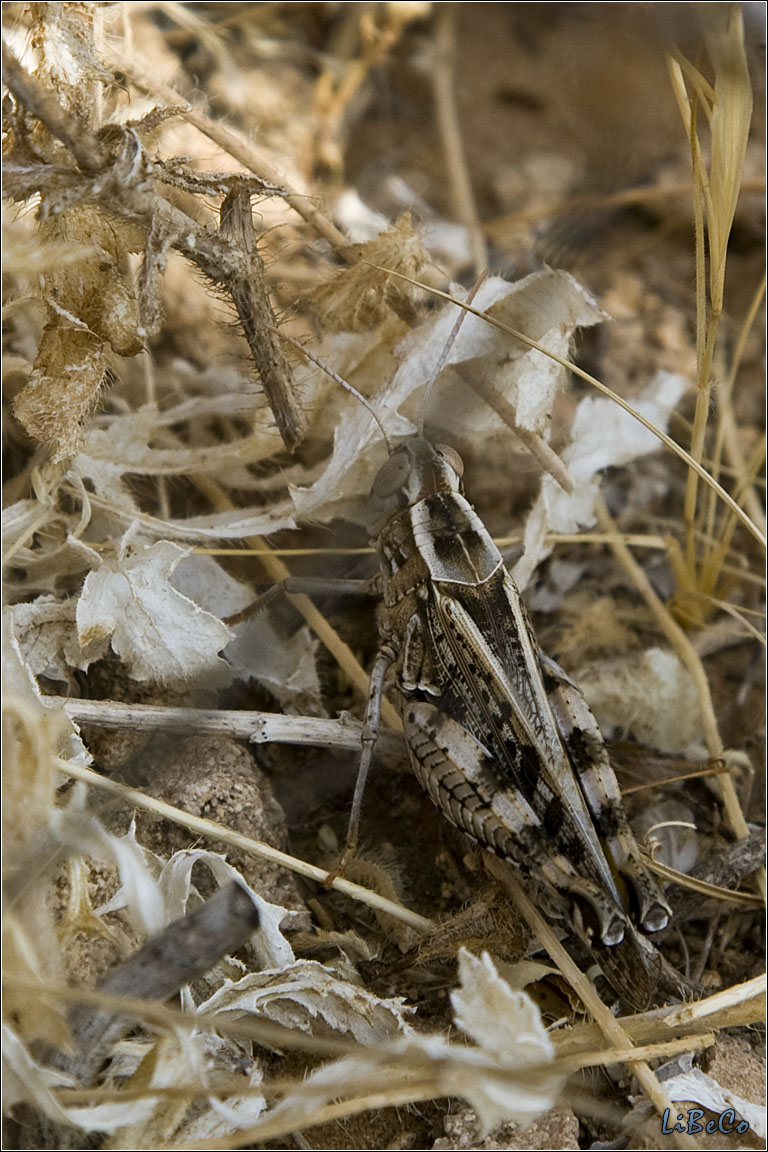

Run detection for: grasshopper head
[[366, 436, 465, 537]]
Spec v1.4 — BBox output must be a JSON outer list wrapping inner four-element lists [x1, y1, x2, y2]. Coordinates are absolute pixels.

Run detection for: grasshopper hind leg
[[540, 654, 672, 935], [403, 701, 630, 949]]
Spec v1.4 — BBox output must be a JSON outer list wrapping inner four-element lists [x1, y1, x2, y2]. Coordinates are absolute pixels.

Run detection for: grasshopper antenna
[[418, 269, 489, 436], [274, 328, 393, 455]]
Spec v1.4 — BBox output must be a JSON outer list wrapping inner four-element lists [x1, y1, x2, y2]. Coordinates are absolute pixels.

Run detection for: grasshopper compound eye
[[434, 444, 464, 478], [371, 450, 411, 498]]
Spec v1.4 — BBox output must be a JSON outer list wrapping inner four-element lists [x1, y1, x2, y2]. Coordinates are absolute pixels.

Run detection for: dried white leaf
[[500, 959, 561, 991], [97, 845, 294, 970], [289, 330, 416, 525], [576, 647, 705, 755], [51, 808, 166, 936], [514, 370, 688, 588], [489, 273, 604, 435], [6, 532, 101, 597], [225, 615, 323, 715], [76, 539, 233, 684], [239, 949, 561, 1142], [72, 452, 140, 518], [179, 1065, 266, 1140], [441, 948, 561, 1133], [197, 959, 410, 1045], [157, 502, 296, 541], [2, 498, 49, 552], [3, 610, 93, 764], [2, 1024, 73, 1113], [393, 269, 603, 443], [83, 499, 296, 543], [81, 406, 277, 476], [452, 949, 553, 1063], [3, 608, 44, 706], [7, 595, 106, 682], [565, 370, 688, 480], [2, 1024, 156, 1132], [251, 1053, 381, 1136], [292, 271, 603, 525], [155, 849, 296, 970], [633, 799, 700, 874], [435, 1048, 561, 1138], [169, 553, 254, 619], [111, 1032, 266, 1146], [72, 406, 296, 542]]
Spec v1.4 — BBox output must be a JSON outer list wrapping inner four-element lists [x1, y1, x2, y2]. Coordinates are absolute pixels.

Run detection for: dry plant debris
[[2, 4, 764, 1150]]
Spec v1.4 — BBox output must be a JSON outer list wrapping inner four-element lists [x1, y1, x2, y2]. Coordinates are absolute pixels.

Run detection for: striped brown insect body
[[282, 312, 687, 1009], [360, 433, 683, 1007]]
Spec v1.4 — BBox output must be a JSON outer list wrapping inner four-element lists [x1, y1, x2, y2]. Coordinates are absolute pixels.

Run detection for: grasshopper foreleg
[[324, 645, 396, 887], [224, 576, 377, 626]]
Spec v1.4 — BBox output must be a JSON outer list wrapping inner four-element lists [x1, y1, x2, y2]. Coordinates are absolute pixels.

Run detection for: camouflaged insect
[[360, 435, 688, 1009]]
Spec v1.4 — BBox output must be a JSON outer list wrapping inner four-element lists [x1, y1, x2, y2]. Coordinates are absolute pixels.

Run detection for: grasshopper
[[358, 434, 691, 1008], [281, 320, 689, 1010]]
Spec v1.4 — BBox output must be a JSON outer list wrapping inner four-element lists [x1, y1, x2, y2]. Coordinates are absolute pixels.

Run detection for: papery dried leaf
[[3, 614, 94, 767], [11, 209, 144, 458], [483, 270, 606, 435], [5, 532, 101, 597], [76, 540, 233, 684], [307, 212, 429, 331], [2, 916, 72, 1052], [97, 1031, 260, 1148], [176, 1081, 266, 1143], [155, 503, 297, 542], [292, 271, 603, 526], [513, 370, 689, 588], [634, 799, 700, 874], [71, 452, 140, 520], [238, 949, 562, 1143], [152, 849, 297, 971], [146, 1034, 266, 1145], [13, 323, 107, 461], [169, 554, 255, 619], [7, 593, 106, 682], [2, 499, 52, 553], [225, 615, 323, 716], [78, 405, 278, 477], [577, 647, 705, 755], [50, 808, 166, 936], [392, 269, 604, 445], [197, 959, 411, 1046], [443, 950, 561, 1135], [451, 949, 554, 1066], [3, 1021, 158, 1133]]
